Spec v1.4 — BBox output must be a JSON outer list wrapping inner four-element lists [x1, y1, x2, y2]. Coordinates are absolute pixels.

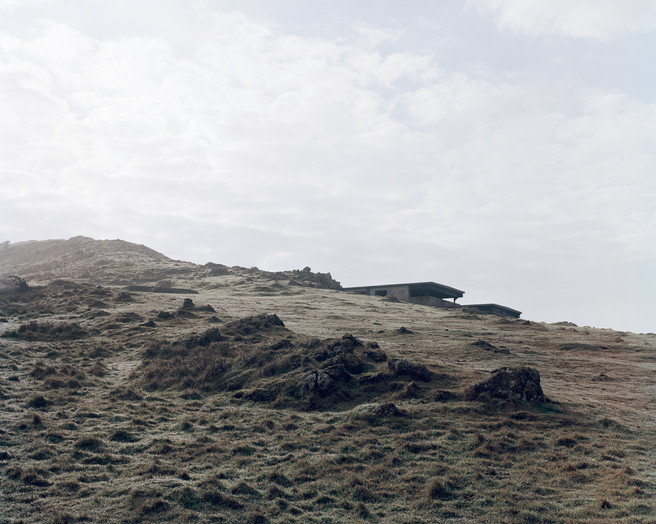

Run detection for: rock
[[371, 403, 405, 417], [335, 353, 364, 374], [197, 304, 216, 313], [298, 363, 352, 398], [115, 292, 134, 302], [322, 364, 352, 383], [471, 339, 511, 354], [269, 339, 293, 351], [358, 372, 388, 384], [396, 327, 414, 335], [434, 390, 459, 402], [183, 328, 224, 349], [225, 314, 285, 335], [397, 381, 421, 399], [0, 275, 28, 293], [204, 263, 232, 276], [299, 371, 336, 396], [464, 366, 545, 403], [310, 334, 362, 362], [335, 334, 363, 351], [388, 358, 432, 382], [182, 298, 195, 309], [242, 388, 277, 402], [363, 348, 387, 362]]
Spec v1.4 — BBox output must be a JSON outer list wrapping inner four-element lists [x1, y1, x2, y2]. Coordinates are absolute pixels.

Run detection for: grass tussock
[[2, 321, 88, 340], [135, 317, 454, 411]]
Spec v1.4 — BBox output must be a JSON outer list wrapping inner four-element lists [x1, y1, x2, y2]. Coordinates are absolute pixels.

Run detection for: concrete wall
[[408, 296, 461, 308], [350, 284, 463, 309], [368, 286, 460, 308], [385, 286, 410, 301]]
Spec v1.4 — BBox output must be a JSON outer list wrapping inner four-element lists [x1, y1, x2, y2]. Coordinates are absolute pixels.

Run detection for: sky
[[1, 0, 655, 333]]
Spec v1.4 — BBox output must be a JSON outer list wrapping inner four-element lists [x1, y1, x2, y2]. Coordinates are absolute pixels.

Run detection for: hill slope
[[0, 238, 654, 522], [0, 236, 193, 286]]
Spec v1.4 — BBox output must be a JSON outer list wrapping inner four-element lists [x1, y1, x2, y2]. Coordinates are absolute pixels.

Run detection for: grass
[[1, 321, 88, 341], [0, 266, 654, 522]]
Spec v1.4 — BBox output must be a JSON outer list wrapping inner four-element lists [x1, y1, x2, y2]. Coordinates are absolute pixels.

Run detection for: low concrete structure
[[462, 303, 522, 319], [344, 282, 464, 308], [344, 281, 522, 318]]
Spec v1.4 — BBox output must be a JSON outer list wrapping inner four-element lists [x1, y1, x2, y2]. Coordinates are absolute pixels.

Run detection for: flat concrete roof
[[463, 303, 522, 316], [343, 281, 465, 299]]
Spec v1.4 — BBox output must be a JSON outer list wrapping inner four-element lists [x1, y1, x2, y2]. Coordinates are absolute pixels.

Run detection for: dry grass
[[0, 245, 655, 522]]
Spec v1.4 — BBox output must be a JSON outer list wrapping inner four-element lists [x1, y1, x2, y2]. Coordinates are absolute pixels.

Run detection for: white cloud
[[0, 3, 654, 331], [468, 0, 656, 39], [354, 24, 404, 48]]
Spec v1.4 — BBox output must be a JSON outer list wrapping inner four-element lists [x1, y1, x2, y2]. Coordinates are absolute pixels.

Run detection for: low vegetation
[[0, 243, 654, 522]]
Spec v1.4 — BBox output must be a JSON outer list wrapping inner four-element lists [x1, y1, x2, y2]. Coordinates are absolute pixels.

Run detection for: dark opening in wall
[[375, 290, 388, 297]]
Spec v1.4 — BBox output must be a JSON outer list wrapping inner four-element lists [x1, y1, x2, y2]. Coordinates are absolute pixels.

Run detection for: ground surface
[[0, 238, 654, 523]]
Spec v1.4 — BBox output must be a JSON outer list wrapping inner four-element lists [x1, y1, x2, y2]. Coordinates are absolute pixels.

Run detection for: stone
[[464, 366, 545, 403]]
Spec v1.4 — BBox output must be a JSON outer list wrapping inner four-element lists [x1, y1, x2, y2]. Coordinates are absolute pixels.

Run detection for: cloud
[[0, 3, 654, 331], [468, 0, 656, 39]]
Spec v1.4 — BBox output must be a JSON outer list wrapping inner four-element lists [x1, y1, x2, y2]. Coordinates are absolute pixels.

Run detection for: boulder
[[464, 366, 545, 403], [371, 403, 405, 417], [298, 370, 336, 396], [0, 275, 28, 293], [388, 358, 432, 382]]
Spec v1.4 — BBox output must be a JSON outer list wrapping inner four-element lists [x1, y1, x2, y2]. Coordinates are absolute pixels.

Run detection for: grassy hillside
[[0, 239, 654, 522]]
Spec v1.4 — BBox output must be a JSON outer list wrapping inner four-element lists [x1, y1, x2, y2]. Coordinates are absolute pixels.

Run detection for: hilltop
[[0, 237, 654, 522]]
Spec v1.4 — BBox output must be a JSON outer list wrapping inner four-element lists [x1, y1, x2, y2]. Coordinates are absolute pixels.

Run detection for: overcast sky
[[1, 0, 655, 333]]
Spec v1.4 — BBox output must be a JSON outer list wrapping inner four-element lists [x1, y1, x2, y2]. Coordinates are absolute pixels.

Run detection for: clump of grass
[[74, 436, 103, 451], [27, 394, 49, 409], [28, 446, 53, 461], [354, 501, 371, 518], [246, 510, 269, 523], [88, 362, 108, 377], [135, 497, 169, 516], [200, 489, 243, 509], [556, 436, 577, 448], [267, 472, 292, 487], [231, 481, 260, 496], [140, 345, 230, 391], [426, 479, 451, 501], [110, 429, 138, 442], [20, 468, 51, 487], [1, 321, 87, 341]]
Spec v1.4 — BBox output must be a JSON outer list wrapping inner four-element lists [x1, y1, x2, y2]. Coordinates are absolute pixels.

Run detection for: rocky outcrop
[[388, 358, 433, 382], [0, 275, 28, 293], [464, 366, 545, 403]]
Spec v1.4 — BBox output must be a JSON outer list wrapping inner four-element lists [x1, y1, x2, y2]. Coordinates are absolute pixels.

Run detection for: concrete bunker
[[462, 303, 521, 319], [343, 282, 464, 308], [344, 281, 522, 318]]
